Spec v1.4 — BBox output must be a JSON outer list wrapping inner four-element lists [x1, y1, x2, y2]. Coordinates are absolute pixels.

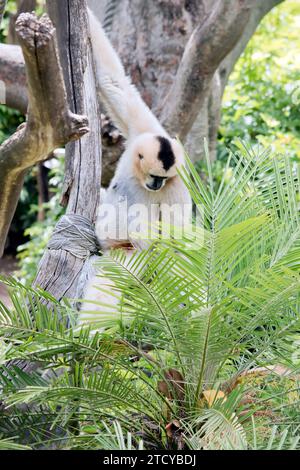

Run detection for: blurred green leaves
[[220, 0, 300, 161]]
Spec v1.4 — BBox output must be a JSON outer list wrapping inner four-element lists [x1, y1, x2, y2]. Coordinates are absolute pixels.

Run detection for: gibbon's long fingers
[[87, 8, 167, 139]]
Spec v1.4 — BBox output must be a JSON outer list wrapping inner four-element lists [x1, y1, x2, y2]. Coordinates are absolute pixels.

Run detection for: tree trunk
[[33, 0, 102, 304]]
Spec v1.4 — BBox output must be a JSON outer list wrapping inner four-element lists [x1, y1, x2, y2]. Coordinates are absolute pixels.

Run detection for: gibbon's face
[[132, 133, 185, 192]]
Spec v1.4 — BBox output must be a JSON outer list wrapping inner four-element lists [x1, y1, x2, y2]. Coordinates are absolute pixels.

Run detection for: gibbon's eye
[[138, 154, 144, 160]]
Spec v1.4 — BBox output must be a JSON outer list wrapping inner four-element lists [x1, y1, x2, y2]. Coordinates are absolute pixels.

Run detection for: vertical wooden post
[[34, 0, 102, 303]]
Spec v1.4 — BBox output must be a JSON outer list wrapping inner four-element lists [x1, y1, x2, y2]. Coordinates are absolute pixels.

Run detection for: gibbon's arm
[[88, 8, 167, 139]]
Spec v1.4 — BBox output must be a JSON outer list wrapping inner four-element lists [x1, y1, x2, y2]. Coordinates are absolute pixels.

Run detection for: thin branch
[[0, 12, 89, 256], [161, 0, 256, 139]]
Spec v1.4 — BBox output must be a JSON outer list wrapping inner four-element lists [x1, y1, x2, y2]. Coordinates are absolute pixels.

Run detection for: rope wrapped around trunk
[[47, 214, 99, 259]]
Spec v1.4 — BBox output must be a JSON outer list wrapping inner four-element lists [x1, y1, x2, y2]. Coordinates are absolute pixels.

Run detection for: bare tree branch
[[0, 12, 89, 256], [161, 0, 256, 139], [0, 43, 27, 113]]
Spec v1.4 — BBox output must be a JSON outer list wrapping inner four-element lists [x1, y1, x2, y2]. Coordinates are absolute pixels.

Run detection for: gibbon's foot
[[109, 241, 135, 250]]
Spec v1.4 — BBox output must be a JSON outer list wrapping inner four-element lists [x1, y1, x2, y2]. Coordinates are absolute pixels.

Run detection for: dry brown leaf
[[203, 389, 226, 407]]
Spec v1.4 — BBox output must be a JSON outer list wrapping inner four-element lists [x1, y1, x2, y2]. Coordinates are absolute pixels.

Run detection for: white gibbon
[[78, 9, 192, 328]]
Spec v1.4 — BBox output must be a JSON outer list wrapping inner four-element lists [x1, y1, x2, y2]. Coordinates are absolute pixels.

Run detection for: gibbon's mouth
[[146, 175, 167, 191]]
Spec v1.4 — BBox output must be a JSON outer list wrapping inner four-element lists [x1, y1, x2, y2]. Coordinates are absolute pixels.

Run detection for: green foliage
[[0, 1, 16, 43], [0, 106, 24, 145], [0, 147, 299, 450], [0, 438, 30, 450], [220, 0, 300, 161]]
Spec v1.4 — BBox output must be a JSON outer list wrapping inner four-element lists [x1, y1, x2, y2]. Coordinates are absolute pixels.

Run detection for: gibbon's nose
[[146, 175, 166, 191]]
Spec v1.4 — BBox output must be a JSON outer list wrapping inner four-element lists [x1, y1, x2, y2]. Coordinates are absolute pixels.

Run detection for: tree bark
[[0, 12, 89, 257], [160, 0, 256, 139], [33, 0, 102, 303]]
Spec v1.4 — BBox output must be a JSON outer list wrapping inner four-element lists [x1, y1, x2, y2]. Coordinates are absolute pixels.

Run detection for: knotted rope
[[47, 214, 99, 259]]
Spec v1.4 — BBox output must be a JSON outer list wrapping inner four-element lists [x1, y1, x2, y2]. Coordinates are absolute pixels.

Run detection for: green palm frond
[[74, 421, 144, 450], [250, 421, 300, 450], [185, 389, 248, 450], [0, 438, 31, 450], [0, 146, 299, 449]]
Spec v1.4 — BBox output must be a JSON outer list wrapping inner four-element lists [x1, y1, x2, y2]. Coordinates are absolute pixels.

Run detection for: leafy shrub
[[0, 106, 24, 145], [220, 0, 300, 161], [0, 147, 299, 450]]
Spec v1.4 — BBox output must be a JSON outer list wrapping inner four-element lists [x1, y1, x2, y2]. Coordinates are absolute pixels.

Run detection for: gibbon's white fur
[[78, 10, 191, 327]]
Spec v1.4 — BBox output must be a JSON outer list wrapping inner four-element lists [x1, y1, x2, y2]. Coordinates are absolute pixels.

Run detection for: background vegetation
[[221, 0, 300, 160]]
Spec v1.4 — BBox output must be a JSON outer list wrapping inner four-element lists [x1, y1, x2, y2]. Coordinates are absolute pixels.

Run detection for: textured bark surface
[[0, 12, 89, 257], [161, 0, 256, 138], [33, 0, 102, 303]]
